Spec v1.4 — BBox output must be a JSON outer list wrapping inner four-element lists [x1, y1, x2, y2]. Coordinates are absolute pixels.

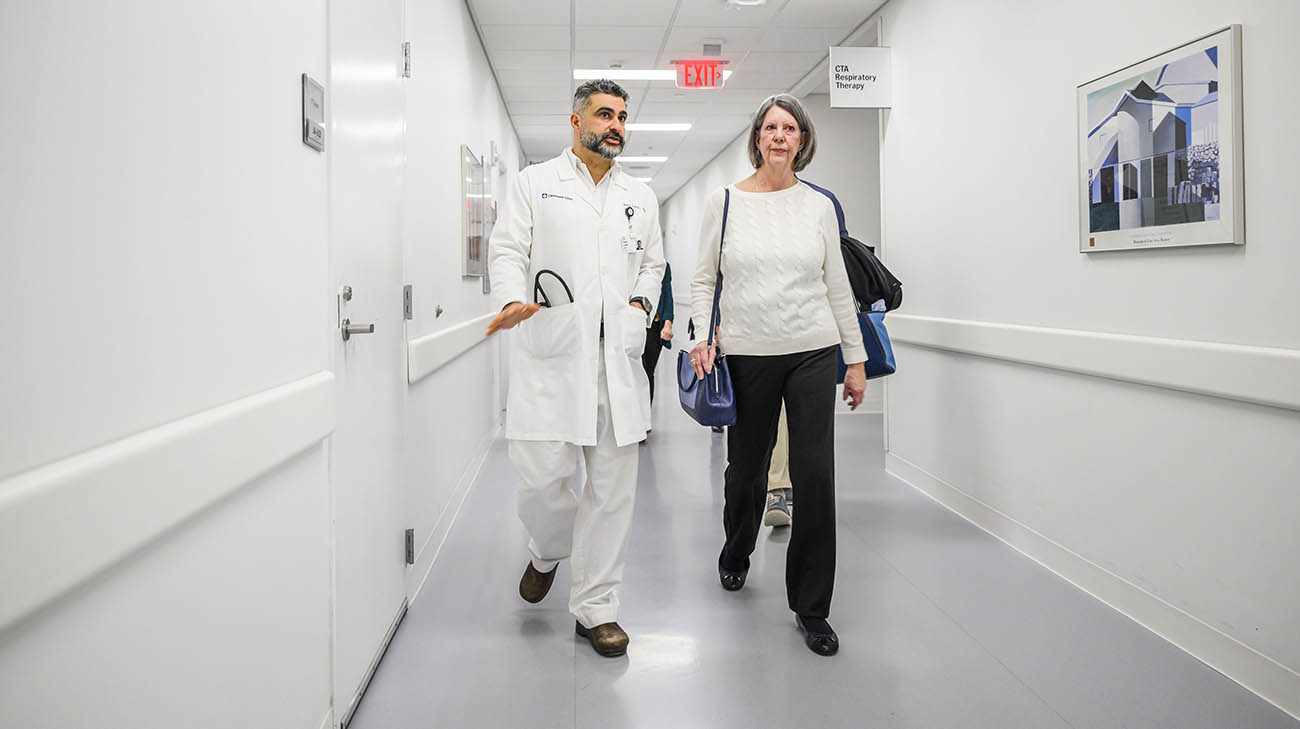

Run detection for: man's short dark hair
[[573, 79, 629, 114]]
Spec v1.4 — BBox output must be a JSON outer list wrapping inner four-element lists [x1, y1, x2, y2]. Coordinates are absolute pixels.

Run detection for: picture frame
[[461, 144, 487, 276], [1076, 25, 1243, 252]]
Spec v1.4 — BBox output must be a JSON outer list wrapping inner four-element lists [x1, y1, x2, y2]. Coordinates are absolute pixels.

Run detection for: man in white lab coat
[[485, 79, 665, 657]]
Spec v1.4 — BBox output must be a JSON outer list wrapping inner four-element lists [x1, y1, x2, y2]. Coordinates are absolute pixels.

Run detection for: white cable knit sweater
[[690, 183, 866, 364]]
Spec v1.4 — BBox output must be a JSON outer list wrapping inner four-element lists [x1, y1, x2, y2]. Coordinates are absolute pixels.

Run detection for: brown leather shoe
[[518, 562, 557, 603], [575, 621, 629, 657]]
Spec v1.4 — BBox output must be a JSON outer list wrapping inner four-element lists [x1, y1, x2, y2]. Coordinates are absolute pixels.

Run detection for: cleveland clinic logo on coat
[[540, 192, 573, 201]]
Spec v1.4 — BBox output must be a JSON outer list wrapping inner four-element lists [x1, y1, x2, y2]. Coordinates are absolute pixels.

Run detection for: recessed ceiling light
[[724, 0, 767, 7], [625, 123, 692, 132], [618, 156, 668, 163], [573, 69, 733, 81]]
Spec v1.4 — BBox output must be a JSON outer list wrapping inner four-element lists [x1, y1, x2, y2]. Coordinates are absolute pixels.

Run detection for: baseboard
[[339, 598, 407, 729], [885, 451, 1300, 721], [407, 425, 499, 602]]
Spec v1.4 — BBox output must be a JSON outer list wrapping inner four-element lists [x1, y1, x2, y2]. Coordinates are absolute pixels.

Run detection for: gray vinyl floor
[[349, 360, 1297, 729]]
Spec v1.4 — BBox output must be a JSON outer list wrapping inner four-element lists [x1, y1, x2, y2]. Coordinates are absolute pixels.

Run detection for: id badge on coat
[[620, 234, 644, 253]]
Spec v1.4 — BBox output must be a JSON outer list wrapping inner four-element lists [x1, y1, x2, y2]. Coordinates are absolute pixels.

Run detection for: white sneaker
[[764, 490, 791, 527]]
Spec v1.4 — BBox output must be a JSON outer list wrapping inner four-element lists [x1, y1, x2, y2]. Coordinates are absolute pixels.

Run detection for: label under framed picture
[[1076, 25, 1243, 252]]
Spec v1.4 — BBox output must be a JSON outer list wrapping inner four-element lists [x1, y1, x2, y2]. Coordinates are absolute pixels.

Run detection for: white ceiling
[[467, 0, 887, 200]]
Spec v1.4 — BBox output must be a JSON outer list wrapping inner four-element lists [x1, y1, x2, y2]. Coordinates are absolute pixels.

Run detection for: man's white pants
[[508, 350, 639, 628]]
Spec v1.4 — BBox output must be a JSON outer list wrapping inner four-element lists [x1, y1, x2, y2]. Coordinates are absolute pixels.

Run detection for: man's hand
[[660, 319, 673, 341], [842, 363, 866, 410], [485, 301, 541, 336]]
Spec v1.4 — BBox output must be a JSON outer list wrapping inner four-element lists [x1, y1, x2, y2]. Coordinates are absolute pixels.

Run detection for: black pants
[[642, 317, 667, 401], [719, 346, 837, 618]]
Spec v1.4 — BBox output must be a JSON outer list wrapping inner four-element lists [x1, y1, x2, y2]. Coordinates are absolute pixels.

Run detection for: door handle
[[341, 318, 375, 341]]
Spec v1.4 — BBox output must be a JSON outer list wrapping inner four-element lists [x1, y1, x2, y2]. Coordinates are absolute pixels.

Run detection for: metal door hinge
[[401, 42, 412, 78], [402, 284, 413, 320], [405, 529, 415, 565]]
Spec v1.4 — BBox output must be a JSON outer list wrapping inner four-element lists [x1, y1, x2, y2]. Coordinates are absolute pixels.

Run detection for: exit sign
[[675, 60, 725, 89]]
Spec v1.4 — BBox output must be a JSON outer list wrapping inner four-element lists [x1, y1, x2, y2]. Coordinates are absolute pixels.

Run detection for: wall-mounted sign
[[301, 74, 325, 151], [828, 47, 891, 108], [675, 60, 725, 89]]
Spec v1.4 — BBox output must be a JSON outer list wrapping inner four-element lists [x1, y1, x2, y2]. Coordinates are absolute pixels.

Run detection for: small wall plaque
[[301, 74, 325, 152]]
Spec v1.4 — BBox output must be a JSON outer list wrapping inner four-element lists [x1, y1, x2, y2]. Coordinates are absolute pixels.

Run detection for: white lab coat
[[490, 151, 665, 447]]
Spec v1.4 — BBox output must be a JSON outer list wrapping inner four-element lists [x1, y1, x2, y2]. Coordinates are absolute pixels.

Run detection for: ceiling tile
[[469, 0, 569, 25], [480, 24, 570, 51], [513, 114, 573, 127], [690, 114, 752, 134], [497, 68, 573, 86], [499, 84, 575, 102], [574, 27, 666, 52], [508, 100, 572, 115], [490, 50, 570, 70], [771, 0, 885, 29], [573, 50, 661, 69], [736, 51, 826, 73], [674, 2, 782, 28], [722, 69, 807, 90], [574, 0, 676, 28], [750, 26, 847, 52], [661, 27, 763, 55]]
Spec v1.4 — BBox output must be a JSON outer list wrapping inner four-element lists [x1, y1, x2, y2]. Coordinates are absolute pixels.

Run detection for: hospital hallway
[[5, 0, 1300, 726], [347, 354, 1296, 729]]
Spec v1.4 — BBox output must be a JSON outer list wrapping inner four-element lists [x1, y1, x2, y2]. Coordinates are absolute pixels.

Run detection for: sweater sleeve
[[690, 187, 725, 348], [820, 199, 866, 364]]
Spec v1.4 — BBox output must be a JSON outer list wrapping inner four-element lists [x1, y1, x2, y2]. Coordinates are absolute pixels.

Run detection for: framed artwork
[[1077, 25, 1243, 252], [461, 144, 487, 276]]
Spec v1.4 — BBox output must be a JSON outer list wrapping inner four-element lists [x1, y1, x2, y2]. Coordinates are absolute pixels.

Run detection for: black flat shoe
[[718, 566, 747, 591], [795, 615, 839, 656]]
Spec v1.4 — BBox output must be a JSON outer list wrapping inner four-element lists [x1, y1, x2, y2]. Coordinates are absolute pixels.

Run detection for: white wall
[[0, 0, 334, 727], [399, 0, 522, 598], [0, 0, 523, 726], [659, 96, 886, 412], [876, 0, 1300, 718]]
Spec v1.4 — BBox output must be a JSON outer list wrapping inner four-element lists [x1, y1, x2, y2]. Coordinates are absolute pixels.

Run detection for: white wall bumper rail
[[888, 314, 1300, 412], [0, 372, 335, 632], [407, 312, 496, 384]]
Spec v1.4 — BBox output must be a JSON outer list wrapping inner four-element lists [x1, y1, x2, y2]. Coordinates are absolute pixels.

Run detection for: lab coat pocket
[[519, 303, 580, 360], [619, 306, 647, 357]]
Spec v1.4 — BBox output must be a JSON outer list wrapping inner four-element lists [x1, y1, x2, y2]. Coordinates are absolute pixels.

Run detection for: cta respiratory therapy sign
[[829, 46, 891, 108]]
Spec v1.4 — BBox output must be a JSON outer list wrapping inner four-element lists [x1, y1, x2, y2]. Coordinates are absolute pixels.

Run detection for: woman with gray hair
[[688, 94, 867, 656]]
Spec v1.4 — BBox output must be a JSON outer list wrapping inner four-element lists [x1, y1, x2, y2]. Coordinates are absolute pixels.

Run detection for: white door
[[327, 0, 408, 723]]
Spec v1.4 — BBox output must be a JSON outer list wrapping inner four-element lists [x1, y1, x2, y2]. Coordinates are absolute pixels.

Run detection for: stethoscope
[[533, 269, 574, 308]]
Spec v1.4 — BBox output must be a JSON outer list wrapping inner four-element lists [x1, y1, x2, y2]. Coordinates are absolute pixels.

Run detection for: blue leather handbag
[[678, 189, 737, 427], [837, 311, 897, 381]]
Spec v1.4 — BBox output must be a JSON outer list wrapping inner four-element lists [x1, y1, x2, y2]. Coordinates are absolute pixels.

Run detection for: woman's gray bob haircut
[[747, 94, 817, 172], [573, 79, 630, 113]]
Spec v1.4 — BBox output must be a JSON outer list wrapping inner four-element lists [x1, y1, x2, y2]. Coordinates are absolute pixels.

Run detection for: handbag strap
[[707, 188, 730, 348]]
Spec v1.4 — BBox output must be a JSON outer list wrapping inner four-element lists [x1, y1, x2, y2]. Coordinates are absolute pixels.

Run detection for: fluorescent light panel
[[625, 123, 692, 132], [573, 69, 733, 81]]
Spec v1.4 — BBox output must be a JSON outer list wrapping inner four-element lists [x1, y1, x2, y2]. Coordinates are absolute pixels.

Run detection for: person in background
[[763, 403, 793, 526], [689, 93, 866, 657], [642, 262, 674, 409]]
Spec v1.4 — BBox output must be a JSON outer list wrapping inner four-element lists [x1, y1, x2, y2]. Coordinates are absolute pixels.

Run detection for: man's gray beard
[[580, 129, 623, 159]]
